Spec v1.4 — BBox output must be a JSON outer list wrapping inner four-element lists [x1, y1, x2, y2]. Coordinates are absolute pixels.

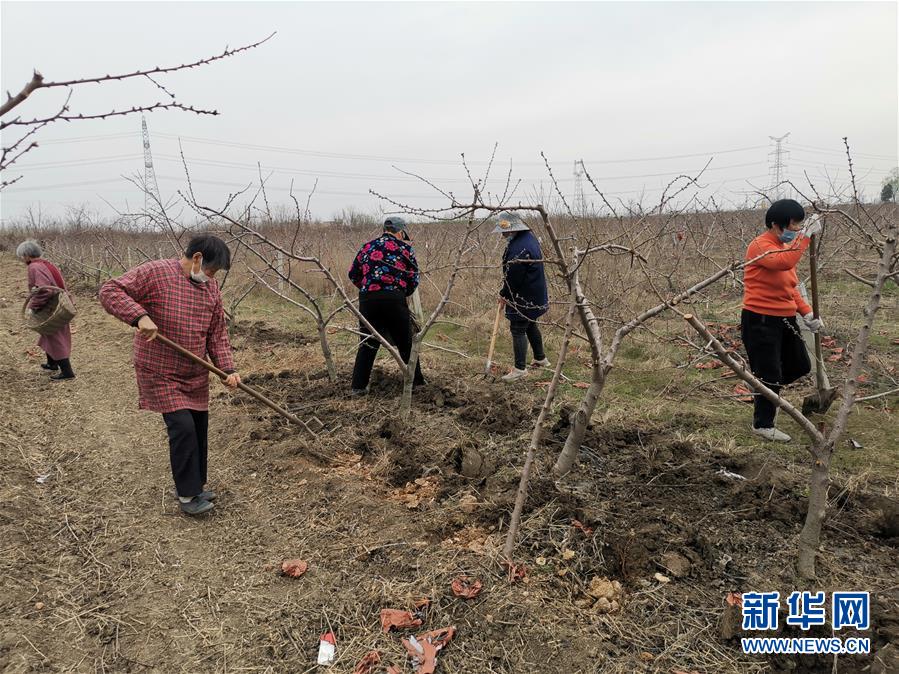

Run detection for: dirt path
[[0, 256, 404, 672], [1, 258, 242, 669]]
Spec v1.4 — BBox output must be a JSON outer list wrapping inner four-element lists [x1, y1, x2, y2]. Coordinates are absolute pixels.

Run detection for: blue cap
[[384, 216, 407, 232]]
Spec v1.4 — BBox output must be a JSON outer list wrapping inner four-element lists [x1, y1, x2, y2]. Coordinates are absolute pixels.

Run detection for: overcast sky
[[1, 1, 896, 224]]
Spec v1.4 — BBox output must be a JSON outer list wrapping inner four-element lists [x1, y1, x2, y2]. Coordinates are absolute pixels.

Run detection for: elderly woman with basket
[[17, 240, 76, 381]]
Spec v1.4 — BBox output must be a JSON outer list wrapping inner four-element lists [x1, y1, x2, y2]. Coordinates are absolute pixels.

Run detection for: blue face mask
[[779, 229, 798, 243]]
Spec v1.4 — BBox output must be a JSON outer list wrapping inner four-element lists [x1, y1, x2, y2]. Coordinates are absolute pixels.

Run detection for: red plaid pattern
[[99, 259, 234, 413]]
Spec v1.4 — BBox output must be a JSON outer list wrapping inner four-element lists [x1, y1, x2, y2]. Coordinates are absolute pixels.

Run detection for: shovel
[[801, 233, 838, 416], [154, 333, 322, 437], [483, 301, 503, 380]]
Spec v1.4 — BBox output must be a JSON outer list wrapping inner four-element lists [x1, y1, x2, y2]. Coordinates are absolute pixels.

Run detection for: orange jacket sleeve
[[746, 234, 809, 271]]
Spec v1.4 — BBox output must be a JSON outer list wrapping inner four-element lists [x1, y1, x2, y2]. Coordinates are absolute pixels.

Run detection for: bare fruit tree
[[183, 169, 492, 416], [236, 181, 346, 381], [679, 145, 898, 579]]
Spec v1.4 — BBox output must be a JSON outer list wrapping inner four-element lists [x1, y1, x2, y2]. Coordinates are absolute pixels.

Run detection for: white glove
[[802, 312, 824, 333], [801, 214, 823, 238], [25, 308, 34, 316]]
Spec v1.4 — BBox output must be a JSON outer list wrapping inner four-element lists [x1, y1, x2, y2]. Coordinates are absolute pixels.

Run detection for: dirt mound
[[230, 320, 315, 346]]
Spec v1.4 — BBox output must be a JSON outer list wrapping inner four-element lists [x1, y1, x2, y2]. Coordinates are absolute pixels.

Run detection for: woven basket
[[22, 286, 76, 336]]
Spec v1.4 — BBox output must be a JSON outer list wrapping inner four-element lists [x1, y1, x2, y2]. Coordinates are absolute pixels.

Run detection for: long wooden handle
[[485, 301, 503, 373], [809, 234, 821, 320], [154, 333, 309, 430], [410, 288, 424, 324], [807, 233, 827, 392]]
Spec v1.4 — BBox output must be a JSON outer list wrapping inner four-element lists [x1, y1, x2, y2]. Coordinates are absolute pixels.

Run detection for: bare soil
[[1, 254, 897, 674]]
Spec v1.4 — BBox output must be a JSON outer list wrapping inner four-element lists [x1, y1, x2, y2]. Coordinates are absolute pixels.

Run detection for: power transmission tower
[[768, 132, 791, 200], [141, 115, 162, 215], [573, 160, 587, 216]]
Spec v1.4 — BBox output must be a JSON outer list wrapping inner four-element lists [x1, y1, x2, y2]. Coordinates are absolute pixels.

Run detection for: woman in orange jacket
[[742, 199, 823, 442]]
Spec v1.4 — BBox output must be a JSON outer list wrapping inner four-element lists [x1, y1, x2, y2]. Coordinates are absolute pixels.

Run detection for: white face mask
[[190, 256, 210, 283]]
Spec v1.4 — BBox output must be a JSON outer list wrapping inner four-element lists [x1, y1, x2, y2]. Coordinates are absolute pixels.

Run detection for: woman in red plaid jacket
[[99, 235, 240, 516]]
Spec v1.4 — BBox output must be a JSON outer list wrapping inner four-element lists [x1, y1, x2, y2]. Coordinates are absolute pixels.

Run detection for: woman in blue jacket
[[494, 212, 550, 382]]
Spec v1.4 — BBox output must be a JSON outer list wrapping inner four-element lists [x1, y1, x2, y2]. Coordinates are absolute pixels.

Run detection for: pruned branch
[[1, 33, 274, 179], [1, 34, 274, 119], [1, 101, 219, 129]]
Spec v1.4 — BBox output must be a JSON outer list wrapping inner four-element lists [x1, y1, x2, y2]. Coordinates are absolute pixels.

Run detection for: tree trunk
[[317, 323, 337, 382], [798, 443, 832, 580], [400, 338, 421, 418], [553, 364, 606, 476]]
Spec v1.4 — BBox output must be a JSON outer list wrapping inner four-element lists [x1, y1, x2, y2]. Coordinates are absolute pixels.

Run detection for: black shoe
[[41, 363, 59, 371], [350, 388, 368, 397], [180, 497, 214, 515], [49, 372, 75, 381]]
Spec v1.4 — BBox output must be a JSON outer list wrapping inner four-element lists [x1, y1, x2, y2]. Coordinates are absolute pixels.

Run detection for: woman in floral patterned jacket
[[348, 217, 425, 394]]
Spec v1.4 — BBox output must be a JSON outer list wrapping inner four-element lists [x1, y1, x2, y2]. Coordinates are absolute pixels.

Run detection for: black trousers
[[740, 309, 811, 429], [351, 290, 425, 390], [509, 317, 545, 369], [162, 409, 209, 498]]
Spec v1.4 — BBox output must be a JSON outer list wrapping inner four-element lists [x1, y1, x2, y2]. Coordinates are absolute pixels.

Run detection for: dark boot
[[50, 358, 75, 381], [42, 354, 59, 371]]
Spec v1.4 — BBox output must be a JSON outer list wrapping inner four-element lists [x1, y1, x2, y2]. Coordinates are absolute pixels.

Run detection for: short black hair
[[185, 234, 231, 270], [765, 199, 805, 229]]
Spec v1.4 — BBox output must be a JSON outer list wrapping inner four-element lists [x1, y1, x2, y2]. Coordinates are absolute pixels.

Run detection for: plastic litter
[[715, 467, 746, 481], [450, 576, 483, 599], [280, 559, 308, 578], [380, 608, 423, 633], [502, 561, 527, 583], [317, 632, 336, 665], [402, 626, 455, 674], [352, 650, 380, 674]]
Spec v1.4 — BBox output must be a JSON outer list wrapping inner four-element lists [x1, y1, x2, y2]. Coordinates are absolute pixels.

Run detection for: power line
[[5, 153, 141, 169], [156, 132, 768, 166], [0, 171, 775, 197], [152, 154, 768, 183], [13, 150, 890, 183], [36, 132, 137, 145], [790, 143, 896, 161], [1, 177, 130, 191], [789, 157, 895, 175], [28, 129, 894, 167]]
